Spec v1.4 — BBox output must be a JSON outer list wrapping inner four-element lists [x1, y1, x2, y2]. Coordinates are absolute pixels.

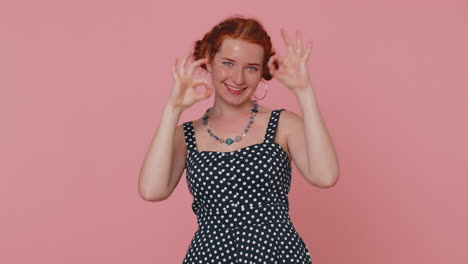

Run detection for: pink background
[[1, 0, 467, 263]]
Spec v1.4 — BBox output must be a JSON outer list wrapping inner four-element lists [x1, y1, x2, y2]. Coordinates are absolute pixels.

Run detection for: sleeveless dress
[[182, 109, 312, 264]]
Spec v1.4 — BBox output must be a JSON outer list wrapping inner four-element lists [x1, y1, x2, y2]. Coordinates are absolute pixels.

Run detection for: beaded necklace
[[202, 100, 259, 145]]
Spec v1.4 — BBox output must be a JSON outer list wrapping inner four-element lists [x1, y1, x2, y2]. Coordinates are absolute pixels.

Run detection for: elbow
[[139, 191, 169, 202], [322, 178, 338, 188], [320, 164, 340, 188], [321, 172, 339, 188], [138, 185, 170, 202], [307, 171, 339, 188], [306, 163, 340, 188]]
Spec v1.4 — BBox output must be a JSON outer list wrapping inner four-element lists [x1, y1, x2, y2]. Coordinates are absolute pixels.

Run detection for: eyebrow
[[221, 57, 261, 66]]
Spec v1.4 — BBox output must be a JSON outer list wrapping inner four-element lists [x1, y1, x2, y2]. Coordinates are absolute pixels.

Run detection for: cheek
[[212, 68, 229, 79], [247, 74, 262, 84]]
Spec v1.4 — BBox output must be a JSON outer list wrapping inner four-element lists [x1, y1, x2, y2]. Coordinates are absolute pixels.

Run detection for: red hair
[[193, 15, 277, 81]]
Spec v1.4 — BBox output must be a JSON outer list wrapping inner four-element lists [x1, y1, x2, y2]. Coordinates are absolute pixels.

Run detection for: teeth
[[226, 84, 245, 91]]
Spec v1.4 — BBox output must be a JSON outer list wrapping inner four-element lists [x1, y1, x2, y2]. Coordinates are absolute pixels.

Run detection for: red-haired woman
[[139, 15, 339, 263]]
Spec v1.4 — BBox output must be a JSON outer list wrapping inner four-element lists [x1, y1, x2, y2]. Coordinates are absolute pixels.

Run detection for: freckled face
[[206, 37, 264, 102]]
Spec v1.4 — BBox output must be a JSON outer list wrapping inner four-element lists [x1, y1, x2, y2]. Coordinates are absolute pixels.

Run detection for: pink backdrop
[[1, 0, 467, 263]]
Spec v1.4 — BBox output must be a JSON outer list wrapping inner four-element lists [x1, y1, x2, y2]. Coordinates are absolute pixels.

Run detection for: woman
[[139, 16, 339, 263]]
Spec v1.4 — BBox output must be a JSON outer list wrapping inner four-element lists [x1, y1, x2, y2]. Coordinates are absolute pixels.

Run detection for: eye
[[223, 61, 233, 67], [247, 66, 258, 71]]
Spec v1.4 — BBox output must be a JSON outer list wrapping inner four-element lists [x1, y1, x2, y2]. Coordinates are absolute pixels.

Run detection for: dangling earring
[[253, 80, 268, 100]]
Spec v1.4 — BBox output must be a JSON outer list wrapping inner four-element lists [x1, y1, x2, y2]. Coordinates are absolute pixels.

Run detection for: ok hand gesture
[[268, 28, 313, 93], [169, 52, 214, 111]]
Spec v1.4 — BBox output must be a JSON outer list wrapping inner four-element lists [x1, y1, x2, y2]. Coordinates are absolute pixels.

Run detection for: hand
[[267, 28, 313, 93], [168, 51, 214, 111]]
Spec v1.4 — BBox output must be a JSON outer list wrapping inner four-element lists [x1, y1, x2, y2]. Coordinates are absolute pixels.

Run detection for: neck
[[208, 97, 255, 119]]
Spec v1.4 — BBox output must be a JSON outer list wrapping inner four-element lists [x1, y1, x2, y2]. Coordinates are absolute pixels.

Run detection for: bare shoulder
[[278, 109, 304, 136], [271, 109, 302, 161]]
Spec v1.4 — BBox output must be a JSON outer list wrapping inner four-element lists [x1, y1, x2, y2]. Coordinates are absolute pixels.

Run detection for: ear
[[205, 51, 211, 72], [205, 53, 212, 73], [205, 60, 212, 73]]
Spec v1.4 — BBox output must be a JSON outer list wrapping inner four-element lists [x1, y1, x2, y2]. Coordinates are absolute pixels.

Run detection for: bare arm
[[287, 90, 339, 188], [137, 52, 214, 201], [138, 103, 187, 201], [267, 28, 339, 187]]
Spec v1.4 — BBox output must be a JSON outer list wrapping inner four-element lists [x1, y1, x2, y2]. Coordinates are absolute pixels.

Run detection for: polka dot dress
[[182, 109, 312, 263]]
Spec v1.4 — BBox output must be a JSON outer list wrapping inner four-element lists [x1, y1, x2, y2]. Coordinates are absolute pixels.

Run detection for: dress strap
[[263, 109, 286, 144], [182, 121, 197, 152]]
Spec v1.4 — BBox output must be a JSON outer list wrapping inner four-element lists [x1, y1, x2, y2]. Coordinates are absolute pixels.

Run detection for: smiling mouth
[[224, 83, 247, 91]]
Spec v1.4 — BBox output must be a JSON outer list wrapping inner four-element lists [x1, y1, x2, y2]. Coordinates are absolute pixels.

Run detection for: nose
[[231, 66, 245, 85]]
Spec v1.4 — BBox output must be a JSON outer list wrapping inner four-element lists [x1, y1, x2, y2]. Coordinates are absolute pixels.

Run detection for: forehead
[[215, 37, 264, 63]]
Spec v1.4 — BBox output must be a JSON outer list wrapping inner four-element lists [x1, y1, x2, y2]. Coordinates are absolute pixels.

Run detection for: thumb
[[195, 88, 213, 102]]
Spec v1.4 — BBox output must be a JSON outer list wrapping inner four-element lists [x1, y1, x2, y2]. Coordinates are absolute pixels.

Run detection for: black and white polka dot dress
[[181, 109, 312, 264]]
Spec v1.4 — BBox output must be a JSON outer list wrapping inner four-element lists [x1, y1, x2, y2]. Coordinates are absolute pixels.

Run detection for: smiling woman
[[182, 16, 313, 263], [194, 34, 272, 104], [138, 14, 339, 264], [205, 37, 265, 98]]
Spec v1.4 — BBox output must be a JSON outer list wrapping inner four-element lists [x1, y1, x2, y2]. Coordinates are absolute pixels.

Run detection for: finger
[[193, 79, 214, 99], [179, 51, 191, 74], [280, 28, 293, 50], [171, 57, 178, 78], [303, 40, 313, 61], [193, 78, 212, 90], [273, 55, 285, 68], [296, 30, 302, 54], [195, 89, 213, 101], [267, 55, 280, 75], [280, 27, 291, 46], [187, 58, 208, 77]]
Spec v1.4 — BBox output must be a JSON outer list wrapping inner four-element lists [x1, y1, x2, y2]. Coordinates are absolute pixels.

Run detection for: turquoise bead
[[225, 138, 234, 145]]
